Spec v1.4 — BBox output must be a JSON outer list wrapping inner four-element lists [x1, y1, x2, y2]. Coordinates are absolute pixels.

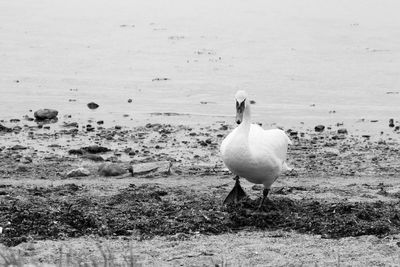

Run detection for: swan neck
[[238, 104, 251, 133]]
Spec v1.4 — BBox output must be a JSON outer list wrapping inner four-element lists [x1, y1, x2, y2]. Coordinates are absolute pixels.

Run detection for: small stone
[[81, 154, 104, 162], [98, 163, 127, 177], [34, 109, 58, 120], [250, 100, 256, 104], [0, 124, 12, 132], [389, 118, 395, 128], [314, 125, 325, 132], [128, 161, 171, 176], [87, 102, 99, 109], [128, 99, 133, 103], [97, 120, 104, 125], [10, 145, 27, 150], [81, 146, 110, 154], [67, 167, 91, 177], [337, 128, 348, 134]]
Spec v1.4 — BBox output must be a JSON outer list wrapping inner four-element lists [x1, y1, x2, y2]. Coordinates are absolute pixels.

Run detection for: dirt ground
[[1, 119, 400, 266]]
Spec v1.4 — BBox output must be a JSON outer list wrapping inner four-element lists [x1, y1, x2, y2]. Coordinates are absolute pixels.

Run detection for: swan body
[[220, 90, 292, 206], [221, 125, 291, 188]]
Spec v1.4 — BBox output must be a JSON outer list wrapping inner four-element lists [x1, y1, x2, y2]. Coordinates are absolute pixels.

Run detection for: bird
[[220, 90, 292, 208]]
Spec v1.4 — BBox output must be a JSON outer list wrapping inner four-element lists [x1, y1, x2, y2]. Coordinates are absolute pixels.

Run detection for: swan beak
[[236, 100, 245, 124], [236, 112, 243, 124]]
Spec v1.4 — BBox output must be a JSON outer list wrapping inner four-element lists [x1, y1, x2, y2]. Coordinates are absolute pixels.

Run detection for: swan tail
[[286, 134, 293, 145], [282, 161, 292, 172], [223, 177, 247, 205]]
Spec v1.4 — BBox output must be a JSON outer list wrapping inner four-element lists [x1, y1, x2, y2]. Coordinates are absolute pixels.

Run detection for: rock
[[10, 145, 27, 150], [98, 163, 127, 177], [389, 118, 395, 128], [128, 161, 171, 176], [87, 102, 99, 109], [337, 128, 348, 134], [314, 125, 325, 132], [81, 146, 110, 154], [63, 122, 79, 128], [97, 120, 104, 125], [0, 124, 12, 132], [34, 109, 58, 120], [250, 100, 256, 104], [152, 77, 170, 81], [128, 99, 132, 103], [68, 149, 83, 155], [81, 154, 104, 162], [67, 167, 91, 177]]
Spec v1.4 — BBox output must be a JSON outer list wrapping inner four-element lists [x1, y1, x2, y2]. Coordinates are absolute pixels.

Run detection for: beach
[[1, 0, 400, 265]]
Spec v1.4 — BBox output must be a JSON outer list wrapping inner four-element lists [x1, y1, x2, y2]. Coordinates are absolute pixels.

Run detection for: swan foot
[[257, 188, 270, 210], [223, 176, 246, 205]]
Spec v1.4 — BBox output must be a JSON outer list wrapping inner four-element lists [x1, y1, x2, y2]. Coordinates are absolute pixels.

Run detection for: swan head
[[235, 90, 248, 124]]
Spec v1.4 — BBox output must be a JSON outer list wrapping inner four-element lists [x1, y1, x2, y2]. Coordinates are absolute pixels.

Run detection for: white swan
[[220, 90, 292, 208]]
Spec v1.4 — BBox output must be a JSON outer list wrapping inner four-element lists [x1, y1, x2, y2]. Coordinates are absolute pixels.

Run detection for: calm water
[[1, 0, 400, 132]]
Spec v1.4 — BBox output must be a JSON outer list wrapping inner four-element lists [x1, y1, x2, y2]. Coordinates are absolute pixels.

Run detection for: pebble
[[87, 102, 99, 110], [128, 161, 171, 176], [389, 119, 395, 128], [314, 125, 325, 132], [33, 109, 58, 120], [67, 167, 91, 177], [98, 163, 127, 177], [337, 128, 348, 134], [81, 154, 104, 162]]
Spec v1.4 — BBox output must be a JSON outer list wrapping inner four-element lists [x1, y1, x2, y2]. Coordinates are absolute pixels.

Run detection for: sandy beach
[[2, 0, 400, 265]]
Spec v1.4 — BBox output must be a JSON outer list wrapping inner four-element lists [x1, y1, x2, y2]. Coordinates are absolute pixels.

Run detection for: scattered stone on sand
[[128, 161, 172, 176], [34, 109, 58, 120], [87, 102, 99, 110], [98, 163, 127, 177], [314, 125, 325, 132], [128, 99, 132, 103], [389, 119, 395, 128], [81, 154, 104, 162], [337, 128, 348, 134], [66, 167, 91, 177], [0, 124, 12, 132]]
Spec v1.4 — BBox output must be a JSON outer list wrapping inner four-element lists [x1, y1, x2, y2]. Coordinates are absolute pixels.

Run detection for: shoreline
[[1, 118, 400, 265]]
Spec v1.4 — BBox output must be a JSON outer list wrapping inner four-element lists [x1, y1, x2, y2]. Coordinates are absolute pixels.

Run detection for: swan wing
[[248, 126, 291, 169]]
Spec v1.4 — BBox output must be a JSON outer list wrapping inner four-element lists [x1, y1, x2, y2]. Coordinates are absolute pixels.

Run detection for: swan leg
[[223, 176, 247, 205], [258, 188, 270, 209]]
